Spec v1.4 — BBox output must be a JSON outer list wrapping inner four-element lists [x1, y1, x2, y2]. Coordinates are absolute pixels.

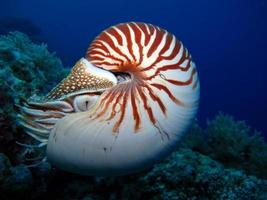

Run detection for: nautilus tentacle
[[19, 22, 200, 176]]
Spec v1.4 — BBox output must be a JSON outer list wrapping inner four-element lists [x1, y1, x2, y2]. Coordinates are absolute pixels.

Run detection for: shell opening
[[113, 72, 132, 84]]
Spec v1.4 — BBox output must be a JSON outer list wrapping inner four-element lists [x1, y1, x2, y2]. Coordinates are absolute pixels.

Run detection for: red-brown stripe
[[165, 68, 196, 86], [117, 24, 136, 63], [109, 27, 123, 46], [100, 32, 130, 63], [138, 23, 151, 46], [112, 86, 129, 133], [137, 86, 156, 125], [107, 87, 125, 121], [150, 83, 184, 105], [143, 84, 166, 115], [130, 23, 144, 66], [130, 86, 141, 132]]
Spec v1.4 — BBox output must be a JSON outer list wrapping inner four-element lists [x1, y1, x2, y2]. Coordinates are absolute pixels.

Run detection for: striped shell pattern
[[19, 22, 200, 176]]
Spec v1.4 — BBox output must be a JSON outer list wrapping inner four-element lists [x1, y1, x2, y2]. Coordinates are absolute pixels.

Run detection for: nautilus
[[18, 22, 200, 176]]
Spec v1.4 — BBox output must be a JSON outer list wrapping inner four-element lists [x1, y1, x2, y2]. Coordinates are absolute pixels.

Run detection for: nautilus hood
[[18, 22, 200, 176]]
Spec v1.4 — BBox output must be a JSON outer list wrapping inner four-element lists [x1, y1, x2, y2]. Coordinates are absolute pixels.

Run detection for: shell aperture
[[19, 22, 200, 176]]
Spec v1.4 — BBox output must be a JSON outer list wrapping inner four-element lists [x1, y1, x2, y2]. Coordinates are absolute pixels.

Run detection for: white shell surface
[[47, 90, 198, 176]]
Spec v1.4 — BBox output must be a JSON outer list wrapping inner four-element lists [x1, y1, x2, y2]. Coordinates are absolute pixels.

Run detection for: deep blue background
[[1, 0, 267, 135]]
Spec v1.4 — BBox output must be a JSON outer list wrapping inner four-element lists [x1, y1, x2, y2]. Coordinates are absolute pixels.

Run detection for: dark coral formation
[[182, 112, 267, 179], [139, 149, 267, 200], [0, 149, 266, 200], [0, 32, 266, 199]]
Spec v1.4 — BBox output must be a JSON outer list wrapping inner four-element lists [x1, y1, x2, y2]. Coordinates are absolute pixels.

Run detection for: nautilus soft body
[[18, 22, 200, 176]]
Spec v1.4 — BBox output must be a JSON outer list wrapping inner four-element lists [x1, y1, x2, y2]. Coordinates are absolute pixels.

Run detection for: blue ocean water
[[0, 0, 266, 136]]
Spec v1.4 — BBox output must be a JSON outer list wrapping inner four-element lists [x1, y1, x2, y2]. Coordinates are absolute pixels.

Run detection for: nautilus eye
[[19, 22, 200, 176], [73, 94, 99, 112]]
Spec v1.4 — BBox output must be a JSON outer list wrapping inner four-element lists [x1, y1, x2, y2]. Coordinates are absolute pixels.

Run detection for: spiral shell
[[19, 22, 200, 176]]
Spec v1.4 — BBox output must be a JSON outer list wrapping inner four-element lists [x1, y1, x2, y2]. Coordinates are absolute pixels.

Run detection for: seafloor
[[0, 32, 266, 200]]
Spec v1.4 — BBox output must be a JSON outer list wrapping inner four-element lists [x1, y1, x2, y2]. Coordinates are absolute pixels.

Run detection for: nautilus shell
[[18, 22, 200, 176]]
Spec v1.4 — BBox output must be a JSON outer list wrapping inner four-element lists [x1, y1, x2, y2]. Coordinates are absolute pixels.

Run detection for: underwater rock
[[0, 153, 33, 199], [30, 162, 52, 198], [2, 164, 32, 192], [0, 153, 11, 183]]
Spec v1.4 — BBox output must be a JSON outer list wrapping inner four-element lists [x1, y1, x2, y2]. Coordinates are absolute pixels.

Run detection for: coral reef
[[0, 153, 33, 198], [181, 112, 267, 179], [0, 149, 266, 200], [139, 148, 267, 200], [0, 32, 69, 162], [0, 32, 266, 199]]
